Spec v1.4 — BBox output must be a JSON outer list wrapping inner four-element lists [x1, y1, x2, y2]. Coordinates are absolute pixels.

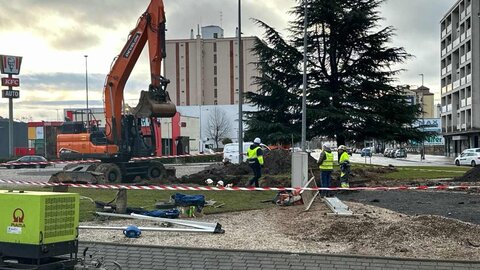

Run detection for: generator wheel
[[147, 161, 167, 181], [96, 163, 122, 183]]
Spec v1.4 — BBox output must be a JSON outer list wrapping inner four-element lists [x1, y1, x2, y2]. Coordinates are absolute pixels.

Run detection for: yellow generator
[[0, 190, 79, 269]]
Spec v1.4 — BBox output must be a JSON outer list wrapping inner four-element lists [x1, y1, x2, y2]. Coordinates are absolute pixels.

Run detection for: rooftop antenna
[[220, 11, 223, 28], [197, 24, 200, 37]]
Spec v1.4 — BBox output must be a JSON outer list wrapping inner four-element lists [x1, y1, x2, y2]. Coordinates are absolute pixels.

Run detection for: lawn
[[352, 164, 471, 180]]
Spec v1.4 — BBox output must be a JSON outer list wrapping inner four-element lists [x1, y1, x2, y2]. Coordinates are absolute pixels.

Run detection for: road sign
[[2, 90, 20, 98], [1, 77, 20, 87], [0, 55, 22, 75]]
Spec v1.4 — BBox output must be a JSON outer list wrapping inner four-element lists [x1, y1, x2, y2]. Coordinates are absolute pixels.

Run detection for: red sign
[[0, 55, 22, 75], [1, 77, 19, 87]]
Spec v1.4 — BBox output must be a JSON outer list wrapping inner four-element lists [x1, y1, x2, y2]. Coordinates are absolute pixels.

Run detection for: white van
[[223, 142, 270, 164]]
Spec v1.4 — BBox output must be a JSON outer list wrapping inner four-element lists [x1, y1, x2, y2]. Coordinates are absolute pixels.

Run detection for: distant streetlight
[[84, 55, 89, 129]]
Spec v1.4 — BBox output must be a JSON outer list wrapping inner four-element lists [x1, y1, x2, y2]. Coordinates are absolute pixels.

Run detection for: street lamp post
[[301, 0, 308, 151], [84, 55, 89, 130], [419, 74, 425, 160], [238, 0, 244, 163]]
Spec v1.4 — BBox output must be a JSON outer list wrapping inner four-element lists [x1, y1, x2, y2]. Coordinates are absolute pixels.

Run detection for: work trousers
[[319, 170, 332, 197], [248, 162, 262, 187]]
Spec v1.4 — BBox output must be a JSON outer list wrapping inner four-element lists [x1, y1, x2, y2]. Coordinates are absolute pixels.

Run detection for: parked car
[[455, 152, 480, 167], [223, 143, 270, 164], [383, 148, 393, 157], [461, 148, 480, 154], [2, 155, 51, 169], [395, 148, 407, 158], [360, 148, 372, 157]]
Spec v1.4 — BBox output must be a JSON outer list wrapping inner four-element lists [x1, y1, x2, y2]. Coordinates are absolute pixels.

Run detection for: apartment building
[[163, 26, 260, 106], [440, 0, 479, 156]]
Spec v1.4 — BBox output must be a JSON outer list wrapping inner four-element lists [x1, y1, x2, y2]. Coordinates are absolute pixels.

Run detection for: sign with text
[[0, 55, 22, 75], [2, 89, 20, 98], [1, 77, 20, 87]]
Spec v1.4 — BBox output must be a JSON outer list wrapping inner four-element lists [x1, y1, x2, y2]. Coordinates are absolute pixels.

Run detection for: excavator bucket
[[132, 90, 176, 118], [49, 163, 105, 184]]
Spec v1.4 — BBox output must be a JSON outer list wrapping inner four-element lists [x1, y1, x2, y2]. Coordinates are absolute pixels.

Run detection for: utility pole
[[238, 0, 244, 163], [419, 74, 425, 160]]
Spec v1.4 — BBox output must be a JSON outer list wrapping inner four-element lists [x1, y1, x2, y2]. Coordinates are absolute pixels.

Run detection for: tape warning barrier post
[[0, 179, 479, 192]]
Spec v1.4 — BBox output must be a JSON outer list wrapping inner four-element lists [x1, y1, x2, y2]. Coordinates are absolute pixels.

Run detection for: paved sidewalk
[[79, 242, 480, 270]]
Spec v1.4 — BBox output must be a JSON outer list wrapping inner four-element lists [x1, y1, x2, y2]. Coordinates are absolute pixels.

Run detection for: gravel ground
[[79, 199, 480, 260]]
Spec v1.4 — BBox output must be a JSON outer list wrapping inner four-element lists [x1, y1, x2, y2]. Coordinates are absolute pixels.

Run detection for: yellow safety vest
[[339, 151, 350, 164], [247, 146, 264, 165], [319, 151, 333, 171], [247, 146, 263, 165]]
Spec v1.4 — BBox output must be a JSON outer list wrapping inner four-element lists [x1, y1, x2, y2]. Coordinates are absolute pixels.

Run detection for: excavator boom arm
[[104, 0, 175, 144]]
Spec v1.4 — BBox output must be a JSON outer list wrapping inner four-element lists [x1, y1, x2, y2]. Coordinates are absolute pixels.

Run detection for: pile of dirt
[[453, 166, 477, 182], [178, 150, 321, 186], [178, 150, 396, 187]]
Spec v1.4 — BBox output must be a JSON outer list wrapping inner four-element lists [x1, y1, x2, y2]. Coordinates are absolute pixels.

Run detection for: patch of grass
[[1, 186, 277, 222], [381, 166, 470, 180]]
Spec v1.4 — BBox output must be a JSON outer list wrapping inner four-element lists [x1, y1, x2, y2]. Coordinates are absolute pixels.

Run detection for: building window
[[213, 43, 217, 52], [214, 66, 217, 75], [214, 77, 217, 87], [214, 100, 218, 105], [214, 54, 217, 64], [213, 33, 218, 39], [214, 88, 218, 98]]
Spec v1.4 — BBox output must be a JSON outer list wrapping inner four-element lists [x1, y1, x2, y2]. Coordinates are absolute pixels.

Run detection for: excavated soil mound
[[453, 167, 479, 182], [178, 150, 397, 187]]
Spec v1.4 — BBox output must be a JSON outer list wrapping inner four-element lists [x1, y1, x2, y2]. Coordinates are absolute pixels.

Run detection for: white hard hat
[[254, 137, 261, 144], [205, 178, 213, 185], [323, 142, 331, 148], [216, 180, 224, 187]]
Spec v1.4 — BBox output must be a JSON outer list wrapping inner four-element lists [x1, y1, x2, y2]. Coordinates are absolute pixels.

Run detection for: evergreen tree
[[247, 0, 427, 146], [244, 20, 303, 145]]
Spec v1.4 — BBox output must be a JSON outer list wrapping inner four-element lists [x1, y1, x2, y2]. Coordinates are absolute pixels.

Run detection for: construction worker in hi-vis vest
[[247, 137, 264, 187], [317, 142, 333, 197], [337, 145, 350, 188]]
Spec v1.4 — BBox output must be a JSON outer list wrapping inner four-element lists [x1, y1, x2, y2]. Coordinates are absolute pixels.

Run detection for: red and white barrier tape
[[0, 153, 222, 167], [0, 179, 478, 192]]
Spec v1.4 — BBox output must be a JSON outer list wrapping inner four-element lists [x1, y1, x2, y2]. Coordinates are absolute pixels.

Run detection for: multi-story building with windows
[[164, 26, 260, 106], [440, 0, 479, 156]]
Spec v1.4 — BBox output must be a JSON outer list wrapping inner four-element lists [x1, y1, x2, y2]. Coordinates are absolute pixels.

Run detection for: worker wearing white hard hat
[[247, 138, 264, 187], [317, 142, 333, 197], [337, 145, 350, 188]]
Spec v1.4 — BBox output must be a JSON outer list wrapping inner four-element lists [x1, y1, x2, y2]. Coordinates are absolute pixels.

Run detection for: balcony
[[466, 5, 471, 15], [461, 77, 466, 85], [461, 99, 466, 107], [447, 24, 452, 33], [453, 80, 460, 89], [447, 44, 453, 52], [442, 29, 447, 38], [441, 48, 447, 57], [467, 28, 472, 37], [467, 97, 472, 106], [461, 55, 466, 64], [466, 51, 471, 60], [442, 106, 447, 113], [447, 104, 452, 111], [446, 84, 452, 92], [461, 11, 466, 20], [467, 74, 472, 83], [447, 64, 452, 72], [453, 38, 460, 48]]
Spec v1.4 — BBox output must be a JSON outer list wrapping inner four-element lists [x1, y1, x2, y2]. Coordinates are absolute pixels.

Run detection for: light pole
[[419, 74, 425, 160], [301, 0, 308, 151], [199, 105, 202, 153], [84, 55, 89, 129], [238, 0, 244, 163]]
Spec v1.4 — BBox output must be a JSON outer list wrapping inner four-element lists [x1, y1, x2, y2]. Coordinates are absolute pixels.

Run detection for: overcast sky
[[0, 0, 454, 121]]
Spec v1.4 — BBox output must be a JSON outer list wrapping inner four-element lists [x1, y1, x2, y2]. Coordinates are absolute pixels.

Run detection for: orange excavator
[[50, 0, 176, 183]]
